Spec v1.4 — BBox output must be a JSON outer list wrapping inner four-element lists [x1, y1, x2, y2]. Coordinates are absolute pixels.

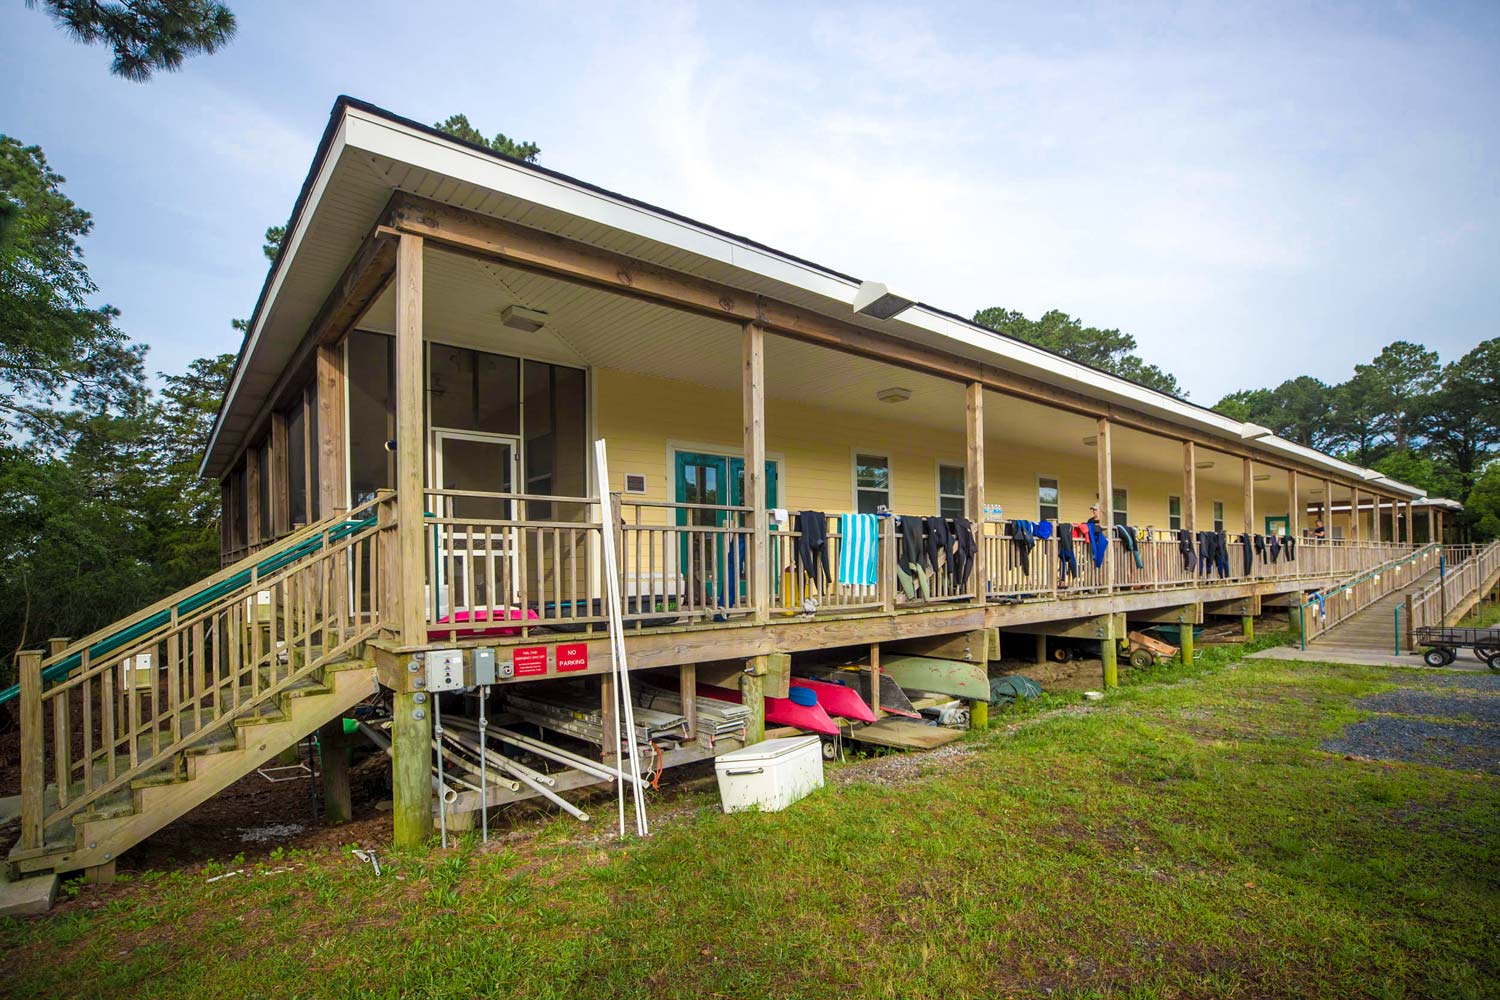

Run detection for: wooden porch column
[[270, 411, 290, 536], [1350, 487, 1361, 542], [1182, 442, 1197, 533], [392, 232, 432, 849], [966, 381, 985, 606], [1242, 458, 1254, 535], [245, 445, 262, 547], [742, 322, 769, 624], [1428, 506, 1435, 545], [1324, 480, 1334, 540], [316, 341, 352, 823], [1287, 469, 1299, 538], [1096, 417, 1113, 592]]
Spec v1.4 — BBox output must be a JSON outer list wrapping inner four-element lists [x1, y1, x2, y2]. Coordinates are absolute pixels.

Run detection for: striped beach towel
[[838, 513, 880, 586]]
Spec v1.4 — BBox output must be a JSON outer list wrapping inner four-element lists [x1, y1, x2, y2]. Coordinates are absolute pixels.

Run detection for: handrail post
[[18, 649, 45, 850]]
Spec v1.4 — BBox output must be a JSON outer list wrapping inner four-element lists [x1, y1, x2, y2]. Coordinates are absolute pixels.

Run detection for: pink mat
[[427, 607, 538, 640], [698, 681, 841, 736]]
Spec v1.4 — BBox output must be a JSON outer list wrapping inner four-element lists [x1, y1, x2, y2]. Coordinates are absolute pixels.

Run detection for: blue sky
[[4, 1, 1498, 401]]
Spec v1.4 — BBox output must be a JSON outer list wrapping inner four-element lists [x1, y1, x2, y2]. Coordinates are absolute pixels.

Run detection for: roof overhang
[[198, 96, 1430, 499]]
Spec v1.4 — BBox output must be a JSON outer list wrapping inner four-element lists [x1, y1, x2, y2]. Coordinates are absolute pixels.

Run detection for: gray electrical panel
[[425, 649, 465, 692], [473, 648, 497, 686]]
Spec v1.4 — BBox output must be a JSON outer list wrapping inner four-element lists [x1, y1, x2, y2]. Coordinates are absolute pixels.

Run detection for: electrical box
[[473, 648, 497, 686], [426, 649, 466, 692], [496, 658, 515, 680]]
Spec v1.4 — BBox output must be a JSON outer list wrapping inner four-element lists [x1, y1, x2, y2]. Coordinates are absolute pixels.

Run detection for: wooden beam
[[17, 650, 43, 850], [1096, 417, 1113, 592], [742, 322, 769, 624], [382, 193, 1362, 491], [395, 234, 426, 645], [1351, 487, 1361, 542], [1182, 441, 1197, 533], [1324, 479, 1334, 539], [966, 381, 985, 605]]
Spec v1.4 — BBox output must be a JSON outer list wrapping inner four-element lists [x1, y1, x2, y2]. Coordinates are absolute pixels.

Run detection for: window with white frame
[[855, 454, 890, 514], [1112, 488, 1128, 526], [1038, 476, 1060, 521], [938, 464, 965, 519], [1168, 495, 1182, 531], [1212, 500, 1225, 532]]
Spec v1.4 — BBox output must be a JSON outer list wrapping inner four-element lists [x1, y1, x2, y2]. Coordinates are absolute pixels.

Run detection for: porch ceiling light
[[501, 304, 548, 333], [1082, 435, 1097, 446], [876, 387, 911, 403], [1253, 473, 1272, 482], [1195, 460, 1215, 470], [852, 280, 915, 320]]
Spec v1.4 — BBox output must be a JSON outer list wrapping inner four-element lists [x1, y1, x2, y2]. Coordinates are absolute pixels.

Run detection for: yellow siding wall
[[595, 369, 1293, 530]]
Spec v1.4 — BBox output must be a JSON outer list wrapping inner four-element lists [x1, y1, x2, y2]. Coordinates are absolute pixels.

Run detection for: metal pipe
[[494, 758, 590, 822], [478, 685, 489, 843], [488, 725, 645, 786], [435, 730, 521, 792], [356, 720, 461, 804], [434, 695, 448, 848]]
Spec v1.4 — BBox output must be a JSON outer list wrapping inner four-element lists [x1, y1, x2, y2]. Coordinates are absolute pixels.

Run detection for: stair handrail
[[1408, 538, 1500, 630], [1299, 542, 1438, 643], [17, 503, 390, 844], [1, 492, 391, 707]]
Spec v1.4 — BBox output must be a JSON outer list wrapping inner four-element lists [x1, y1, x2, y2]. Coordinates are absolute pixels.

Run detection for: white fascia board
[[197, 118, 351, 477]]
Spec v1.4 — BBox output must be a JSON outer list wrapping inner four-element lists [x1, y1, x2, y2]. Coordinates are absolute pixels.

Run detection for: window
[[523, 360, 587, 519], [286, 399, 307, 528], [1168, 495, 1182, 531], [1112, 488, 1128, 526], [428, 344, 519, 434], [855, 454, 889, 514], [1037, 476, 1059, 521], [938, 464, 965, 519], [256, 446, 271, 539], [347, 331, 395, 506], [1212, 501, 1224, 533]]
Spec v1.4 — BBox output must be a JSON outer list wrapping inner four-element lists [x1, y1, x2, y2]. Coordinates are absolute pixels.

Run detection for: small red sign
[[513, 646, 548, 677], [555, 643, 589, 672]]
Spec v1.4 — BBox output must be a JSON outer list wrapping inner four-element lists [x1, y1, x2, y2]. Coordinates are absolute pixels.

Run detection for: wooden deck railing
[[1298, 543, 1438, 643], [17, 496, 390, 851], [1406, 541, 1500, 637]]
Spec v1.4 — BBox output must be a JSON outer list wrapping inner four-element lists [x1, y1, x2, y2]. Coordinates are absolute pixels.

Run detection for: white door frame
[[430, 428, 523, 616]]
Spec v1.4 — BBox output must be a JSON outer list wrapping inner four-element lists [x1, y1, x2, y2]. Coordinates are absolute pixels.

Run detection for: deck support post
[[391, 688, 432, 848], [1096, 417, 1113, 593], [1241, 615, 1254, 640], [17, 649, 43, 850], [966, 381, 985, 606], [742, 655, 767, 744], [868, 643, 882, 718], [390, 232, 432, 849], [742, 322, 769, 623], [1179, 620, 1194, 667], [1100, 615, 1118, 689], [679, 663, 697, 741], [1288, 591, 1306, 644], [319, 719, 352, 824], [1034, 633, 1048, 666]]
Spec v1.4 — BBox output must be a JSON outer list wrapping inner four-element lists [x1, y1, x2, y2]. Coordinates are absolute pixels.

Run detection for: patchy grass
[[1458, 598, 1500, 628], [4, 636, 1498, 1000]]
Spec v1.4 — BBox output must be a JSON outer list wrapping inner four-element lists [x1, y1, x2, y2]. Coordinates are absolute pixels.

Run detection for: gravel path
[[1323, 676, 1500, 774]]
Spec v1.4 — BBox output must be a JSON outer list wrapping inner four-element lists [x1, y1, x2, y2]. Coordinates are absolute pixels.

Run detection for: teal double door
[[674, 451, 779, 604]]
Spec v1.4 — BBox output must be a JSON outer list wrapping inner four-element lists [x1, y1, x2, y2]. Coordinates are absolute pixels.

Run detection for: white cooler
[[714, 735, 824, 813]]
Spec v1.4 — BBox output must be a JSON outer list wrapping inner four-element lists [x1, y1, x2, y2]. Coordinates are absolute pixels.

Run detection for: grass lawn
[[4, 636, 1497, 1000]]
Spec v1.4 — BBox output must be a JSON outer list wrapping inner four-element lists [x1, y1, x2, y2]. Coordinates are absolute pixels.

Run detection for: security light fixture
[[501, 305, 548, 333], [852, 281, 915, 320], [876, 387, 911, 404]]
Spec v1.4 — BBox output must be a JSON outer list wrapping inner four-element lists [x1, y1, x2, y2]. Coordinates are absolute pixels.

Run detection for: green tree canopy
[[0, 135, 143, 440], [972, 306, 1184, 397], [434, 113, 541, 163], [26, 0, 237, 81]]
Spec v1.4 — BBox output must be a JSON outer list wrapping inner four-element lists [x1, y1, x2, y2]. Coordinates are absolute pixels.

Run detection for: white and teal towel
[[838, 513, 879, 586]]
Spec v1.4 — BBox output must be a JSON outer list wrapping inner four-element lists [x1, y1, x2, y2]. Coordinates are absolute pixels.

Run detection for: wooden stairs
[[9, 658, 376, 878]]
